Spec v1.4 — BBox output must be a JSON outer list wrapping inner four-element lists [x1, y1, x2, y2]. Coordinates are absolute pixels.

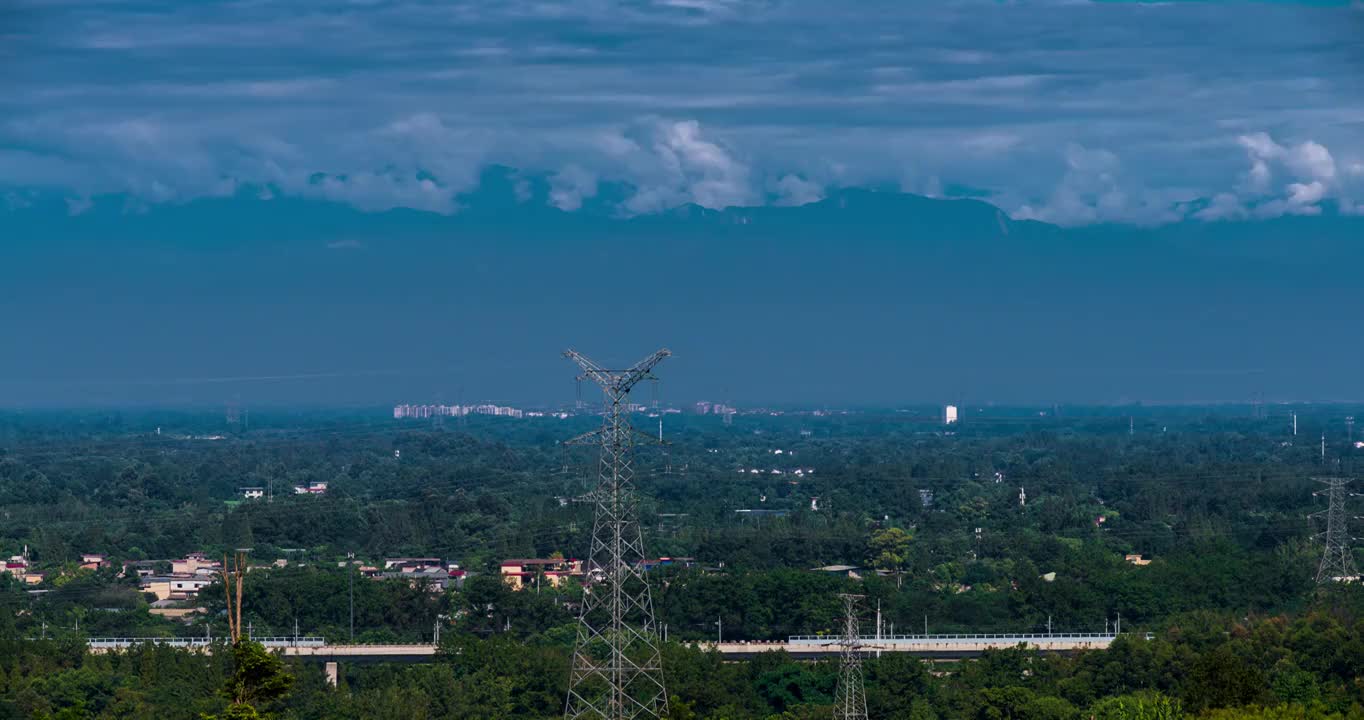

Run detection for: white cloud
[[1286, 180, 1326, 207], [263, 112, 490, 213], [896, 170, 950, 200], [1285, 141, 1335, 183], [654, 0, 740, 13], [1015, 145, 1119, 225], [771, 174, 823, 206], [1236, 132, 1336, 188], [1193, 192, 1247, 221], [1012, 144, 1193, 226], [305, 171, 453, 213], [1237, 132, 1280, 161], [611, 119, 755, 214], [549, 164, 598, 211], [963, 132, 1021, 156], [1214, 132, 1348, 219], [1247, 160, 1272, 192]]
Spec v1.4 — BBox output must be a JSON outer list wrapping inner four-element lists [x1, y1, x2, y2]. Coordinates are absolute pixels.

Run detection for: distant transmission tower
[[563, 348, 671, 720], [833, 594, 868, 720], [1313, 477, 1359, 584]]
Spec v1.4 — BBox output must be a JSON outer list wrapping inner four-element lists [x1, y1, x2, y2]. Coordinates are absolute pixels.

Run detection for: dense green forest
[[2, 406, 1363, 718]]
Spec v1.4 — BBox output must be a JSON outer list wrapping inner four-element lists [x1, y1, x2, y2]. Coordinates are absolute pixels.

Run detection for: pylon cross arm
[[612, 350, 670, 394], [564, 427, 663, 448], [565, 429, 604, 446], [564, 350, 615, 390], [565, 348, 671, 394]]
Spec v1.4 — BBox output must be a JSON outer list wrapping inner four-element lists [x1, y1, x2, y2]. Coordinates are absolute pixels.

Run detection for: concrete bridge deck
[[82, 632, 1127, 686], [713, 632, 1120, 659], [87, 637, 437, 660], [85, 632, 1121, 661]]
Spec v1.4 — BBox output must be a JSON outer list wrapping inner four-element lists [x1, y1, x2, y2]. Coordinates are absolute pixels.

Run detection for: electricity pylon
[[1314, 477, 1359, 584], [833, 594, 868, 720], [563, 348, 671, 720]]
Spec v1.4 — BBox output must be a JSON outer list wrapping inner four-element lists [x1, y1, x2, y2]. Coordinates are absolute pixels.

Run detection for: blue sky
[[4, 0, 1364, 225]]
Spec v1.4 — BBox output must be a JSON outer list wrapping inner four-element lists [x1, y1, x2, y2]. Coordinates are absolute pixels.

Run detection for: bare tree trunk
[[221, 557, 237, 643], [234, 553, 245, 643]]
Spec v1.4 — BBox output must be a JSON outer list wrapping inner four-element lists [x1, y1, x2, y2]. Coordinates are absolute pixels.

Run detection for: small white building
[[944, 405, 958, 425]]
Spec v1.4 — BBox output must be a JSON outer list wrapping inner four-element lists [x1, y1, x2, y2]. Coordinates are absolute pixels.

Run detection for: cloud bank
[[2, 0, 1364, 224]]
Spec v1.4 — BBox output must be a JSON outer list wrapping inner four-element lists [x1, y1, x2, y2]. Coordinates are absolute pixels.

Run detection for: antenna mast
[[562, 348, 671, 720]]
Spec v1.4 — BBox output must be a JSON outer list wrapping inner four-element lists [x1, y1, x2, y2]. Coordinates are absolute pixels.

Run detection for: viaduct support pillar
[[324, 662, 339, 688]]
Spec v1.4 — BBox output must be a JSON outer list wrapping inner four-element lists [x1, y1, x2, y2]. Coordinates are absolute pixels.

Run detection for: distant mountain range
[[3, 174, 1362, 406]]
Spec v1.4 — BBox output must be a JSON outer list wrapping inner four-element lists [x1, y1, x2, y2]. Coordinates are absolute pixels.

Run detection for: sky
[[4, 0, 1364, 408], [3, 0, 1364, 225]]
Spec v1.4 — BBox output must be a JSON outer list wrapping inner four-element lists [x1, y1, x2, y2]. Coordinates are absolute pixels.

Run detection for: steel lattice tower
[[563, 348, 671, 720], [833, 594, 868, 720], [1314, 477, 1359, 584]]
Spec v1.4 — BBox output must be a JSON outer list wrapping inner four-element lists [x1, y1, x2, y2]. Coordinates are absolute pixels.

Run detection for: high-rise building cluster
[[694, 401, 736, 416], [393, 404, 524, 419]]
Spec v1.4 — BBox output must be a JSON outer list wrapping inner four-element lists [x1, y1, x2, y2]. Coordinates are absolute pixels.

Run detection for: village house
[[134, 552, 230, 603], [3, 553, 29, 581], [120, 560, 161, 579], [378, 565, 465, 592], [382, 557, 445, 572], [2, 551, 46, 585], [172, 552, 221, 576], [639, 557, 696, 572], [500, 558, 584, 590], [80, 553, 109, 571], [139, 575, 214, 602]]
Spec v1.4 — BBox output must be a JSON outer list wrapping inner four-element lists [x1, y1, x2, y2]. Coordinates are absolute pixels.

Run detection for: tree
[[975, 687, 1077, 720], [1090, 691, 1182, 720], [868, 528, 912, 576], [1183, 645, 1268, 712], [202, 641, 294, 720]]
